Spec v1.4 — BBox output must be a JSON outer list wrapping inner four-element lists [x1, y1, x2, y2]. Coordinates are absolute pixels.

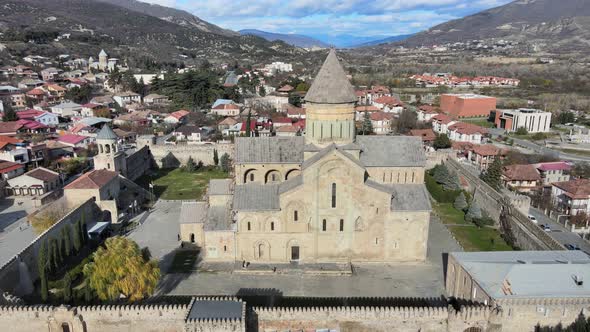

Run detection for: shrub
[[515, 127, 528, 135], [454, 192, 469, 211], [425, 173, 461, 203]]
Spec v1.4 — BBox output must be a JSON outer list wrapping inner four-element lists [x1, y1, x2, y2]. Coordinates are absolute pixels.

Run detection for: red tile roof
[[0, 160, 24, 174], [26, 88, 46, 96], [16, 119, 47, 130], [26, 167, 59, 182], [58, 134, 88, 145], [552, 179, 590, 199], [374, 96, 403, 106], [212, 103, 239, 110], [277, 85, 294, 92], [240, 120, 256, 132], [448, 122, 488, 135], [409, 129, 436, 142], [65, 169, 118, 189], [471, 144, 500, 156], [0, 122, 24, 134], [168, 110, 190, 120], [419, 105, 439, 114], [536, 161, 572, 172], [272, 117, 292, 124], [369, 112, 394, 121], [276, 125, 298, 132], [355, 105, 380, 112], [503, 164, 541, 181], [16, 109, 44, 120], [431, 114, 454, 124]]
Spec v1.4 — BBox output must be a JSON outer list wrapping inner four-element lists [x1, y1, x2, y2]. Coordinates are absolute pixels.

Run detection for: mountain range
[[397, 0, 590, 53], [239, 29, 330, 49]]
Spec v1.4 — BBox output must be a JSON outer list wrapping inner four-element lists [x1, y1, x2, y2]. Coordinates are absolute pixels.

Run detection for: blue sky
[[142, 0, 513, 44]]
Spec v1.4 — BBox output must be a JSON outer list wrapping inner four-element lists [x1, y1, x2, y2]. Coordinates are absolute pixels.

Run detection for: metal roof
[[233, 184, 280, 211], [188, 300, 242, 320], [179, 201, 208, 224], [356, 136, 426, 167], [304, 49, 357, 104], [96, 124, 118, 140], [365, 180, 432, 212], [235, 137, 304, 164], [208, 179, 233, 195]]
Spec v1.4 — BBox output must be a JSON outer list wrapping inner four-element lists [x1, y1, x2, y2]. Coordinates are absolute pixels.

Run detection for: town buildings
[[6, 167, 61, 196], [440, 93, 496, 118], [535, 161, 571, 187], [551, 179, 590, 216], [567, 125, 590, 143], [502, 164, 541, 193], [494, 108, 552, 133]]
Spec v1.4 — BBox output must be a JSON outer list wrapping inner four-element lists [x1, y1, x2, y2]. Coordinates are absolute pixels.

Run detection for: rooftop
[[96, 125, 118, 140], [64, 169, 118, 189], [356, 136, 426, 167], [443, 93, 495, 99], [187, 300, 242, 320], [502, 164, 541, 181], [552, 179, 590, 199], [304, 49, 357, 104], [235, 137, 304, 164], [25, 167, 59, 182]]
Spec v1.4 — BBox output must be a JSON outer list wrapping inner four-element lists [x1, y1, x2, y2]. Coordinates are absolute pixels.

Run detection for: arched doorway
[[254, 240, 270, 261], [190, 233, 195, 243], [286, 239, 300, 262]]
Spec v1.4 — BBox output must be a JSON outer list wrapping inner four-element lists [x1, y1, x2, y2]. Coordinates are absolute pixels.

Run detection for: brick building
[[440, 94, 496, 118]]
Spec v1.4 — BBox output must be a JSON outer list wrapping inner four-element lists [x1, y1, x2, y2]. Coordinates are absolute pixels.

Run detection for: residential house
[[25, 88, 48, 103], [45, 140, 75, 160], [284, 104, 306, 119], [28, 143, 48, 167], [431, 114, 455, 135], [18, 78, 45, 90], [164, 110, 190, 124], [211, 103, 240, 117], [90, 95, 115, 108], [6, 167, 61, 196], [113, 91, 141, 107], [217, 117, 238, 133], [173, 125, 205, 142], [42, 84, 67, 100], [277, 85, 294, 93], [494, 108, 552, 133], [502, 164, 541, 193], [143, 93, 169, 105], [51, 102, 82, 117], [113, 128, 137, 143], [447, 122, 487, 144], [370, 112, 394, 134], [373, 96, 404, 113], [113, 110, 157, 127], [0, 160, 25, 180], [417, 105, 439, 122], [354, 105, 381, 121], [0, 136, 29, 164], [568, 125, 590, 143], [551, 179, 590, 216], [0, 86, 26, 109], [81, 103, 109, 117], [0, 120, 47, 136], [535, 162, 571, 187], [57, 134, 93, 148], [271, 117, 292, 129], [276, 125, 299, 137], [467, 144, 504, 171], [16, 109, 59, 127], [409, 129, 436, 145], [40, 67, 62, 81], [212, 99, 234, 109]]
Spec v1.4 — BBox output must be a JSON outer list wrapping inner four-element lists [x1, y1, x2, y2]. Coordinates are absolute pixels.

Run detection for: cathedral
[[180, 50, 431, 264]]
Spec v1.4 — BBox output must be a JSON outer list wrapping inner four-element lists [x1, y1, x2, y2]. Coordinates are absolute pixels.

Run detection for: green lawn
[[462, 118, 495, 128], [448, 225, 513, 251], [433, 202, 467, 225], [137, 167, 229, 200], [168, 249, 199, 273]]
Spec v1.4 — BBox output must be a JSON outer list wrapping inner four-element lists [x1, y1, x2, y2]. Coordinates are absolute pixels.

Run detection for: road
[[528, 207, 590, 253]]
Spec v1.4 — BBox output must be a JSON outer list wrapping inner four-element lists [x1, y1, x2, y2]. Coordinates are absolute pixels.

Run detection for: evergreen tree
[[185, 156, 196, 172], [84, 283, 93, 303], [73, 221, 82, 253], [481, 156, 503, 190], [81, 215, 88, 243], [59, 229, 66, 261], [63, 272, 72, 303], [433, 134, 452, 150], [51, 238, 59, 272], [454, 192, 469, 211], [466, 201, 483, 223], [64, 224, 72, 257], [220, 153, 231, 173], [259, 85, 266, 97], [1, 106, 18, 121], [245, 110, 252, 137], [433, 164, 450, 184], [213, 149, 219, 166], [37, 240, 49, 302], [362, 112, 373, 135], [443, 171, 460, 191]]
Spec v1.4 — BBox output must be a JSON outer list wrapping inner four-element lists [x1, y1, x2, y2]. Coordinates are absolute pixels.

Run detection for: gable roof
[[536, 161, 571, 172], [365, 180, 432, 212], [356, 136, 426, 167], [552, 179, 590, 199], [212, 103, 239, 110], [58, 134, 88, 145], [409, 129, 436, 142], [168, 110, 190, 119], [235, 137, 304, 164], [0, 160, 24, 174], [64, 169, 117, 189], [503, 164, 541, 181], [448, 122, 488, 135], [0, 122, 24, 134], [304, 49, 356, 104], [26, 167, 59, 182]]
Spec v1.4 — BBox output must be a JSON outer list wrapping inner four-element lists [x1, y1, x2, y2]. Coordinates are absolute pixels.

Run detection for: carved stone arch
[[243, 168, 258, 184], [104, 144, 111, 153], [285, 168, 301, 180], [318, 159, 350, 177], [254, 239, 271, 261], [265, 216, 279, 232], [285, 200, 305, 223], [265, 169, 281, 183], [242, 216, 257, 232]]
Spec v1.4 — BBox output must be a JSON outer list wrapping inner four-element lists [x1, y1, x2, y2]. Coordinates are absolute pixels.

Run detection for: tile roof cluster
[[536, 161, 572, 172], [369, 112, 394, 121], [64, 169, 118, 189], [58, 134, 89, 145], [471, 144, 501, 156], [502, 164, 541, 181], [448, 122, 488, 135], [431, 114, 454, 124], [419, 105, 439, 114], [0, 160, 24, 174], [168, 110, 190, 120], [552, 179, 590, 199], [373, 96, 403, 106]]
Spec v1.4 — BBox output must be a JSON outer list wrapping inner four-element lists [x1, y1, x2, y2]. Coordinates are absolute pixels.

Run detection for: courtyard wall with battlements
[[136, 136, 234, 168]]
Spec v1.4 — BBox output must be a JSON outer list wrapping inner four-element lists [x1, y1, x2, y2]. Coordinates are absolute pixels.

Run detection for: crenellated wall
[[125, 145, 154, 181], [137, 138, 234, 168]]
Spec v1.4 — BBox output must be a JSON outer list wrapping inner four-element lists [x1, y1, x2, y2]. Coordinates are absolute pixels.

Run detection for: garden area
[[136, 165, 229, 201], [427, 164, 513, 252], [462, 117, 495, 128]]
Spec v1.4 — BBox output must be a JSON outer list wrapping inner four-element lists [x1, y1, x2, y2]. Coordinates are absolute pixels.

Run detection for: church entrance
[[291, 246, 300, 261]]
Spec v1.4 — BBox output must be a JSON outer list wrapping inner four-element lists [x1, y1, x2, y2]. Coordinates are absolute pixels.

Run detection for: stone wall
[[138, 138, 234, 168], [0, 198, 101, 296], [126, 145, 153, 181]]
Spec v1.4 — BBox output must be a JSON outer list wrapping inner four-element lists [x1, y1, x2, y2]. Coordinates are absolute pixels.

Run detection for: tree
[[63, 272, 72, 303], [50, 238, 59, 272], [394, 109, 418, 134], [480, 156, 503, 190], [288, 93, 302, 107], [515, 127, 528, 135], [466, 201, 483, 223], [362, 112, 373, 135], [245, 110, 252, 137], [443, 171, 460, 191], [454, 192, 469, 211], [220, 153, 231, 173], [536, 312, 590, 331], [37, 240, 49, 302], [571, 162, 590, 179], [557, 111, 576, 124], [84, 237, 160, 302], [433, 164, 450, 184], [2, 107, 18, 121], [185, 156, 196, 172], [213, 149, 219, 166], [81, 214, 88, 244], [433, 134, 452, 150], [258, 85, 266, 97], [64, 225, 72, 257], [73, 221, 82, 254]]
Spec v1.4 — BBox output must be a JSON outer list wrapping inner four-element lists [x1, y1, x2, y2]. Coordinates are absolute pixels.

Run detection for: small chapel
[[180, 49, 431, 264]]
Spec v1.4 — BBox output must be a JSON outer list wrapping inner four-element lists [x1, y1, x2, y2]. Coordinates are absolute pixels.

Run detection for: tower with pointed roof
[[98, 49, 108, 71], [304, 49, 357, 146], [94, 125, 127, 176]]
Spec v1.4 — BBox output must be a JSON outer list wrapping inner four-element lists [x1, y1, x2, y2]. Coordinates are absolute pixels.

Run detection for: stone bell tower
[[304, 49, 357, 146], [93, 125, 127, 176]]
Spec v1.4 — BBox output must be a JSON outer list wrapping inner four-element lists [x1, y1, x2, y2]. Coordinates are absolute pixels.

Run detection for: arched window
[[271, 173, 276, 182], [99, 144, 103, 153], [293, 210, 298, 222], [247, 222, 251, 231], [340, 219, 344, 232], [331, 183, 336, 208], [322, 219, 327, 231], [270, 222, 274, 231], [250, 173, 254, 182], [105, 144, 110, 153], [224, 245, 227, 252], [107, 163, 111, 169], [190, 233, 195, 243]]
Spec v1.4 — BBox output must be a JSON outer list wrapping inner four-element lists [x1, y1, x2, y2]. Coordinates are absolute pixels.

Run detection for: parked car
[[565, 243, 581, 250], [540, 224, 551, 232], [527, 215, 537, 223]]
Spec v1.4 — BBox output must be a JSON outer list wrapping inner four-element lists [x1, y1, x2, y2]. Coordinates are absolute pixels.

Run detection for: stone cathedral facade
[[181, 50, 432, 264]]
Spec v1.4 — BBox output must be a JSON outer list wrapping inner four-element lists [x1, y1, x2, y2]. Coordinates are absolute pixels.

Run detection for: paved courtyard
[[129, 201, 462, 297], [0, 198, 36, 266]]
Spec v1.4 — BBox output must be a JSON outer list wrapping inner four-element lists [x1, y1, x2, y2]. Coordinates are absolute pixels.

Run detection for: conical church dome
[[304, 49, 357, 104]]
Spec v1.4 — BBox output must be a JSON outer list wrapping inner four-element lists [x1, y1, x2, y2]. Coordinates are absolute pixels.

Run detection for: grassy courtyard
[[137, 168, 229, 200], [462, 117, 495, 128]]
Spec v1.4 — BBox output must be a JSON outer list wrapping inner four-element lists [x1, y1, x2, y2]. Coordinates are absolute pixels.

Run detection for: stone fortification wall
[[125, 145, 154, 181], [137, 138, 234, 168], [0, 198, 101, 296]]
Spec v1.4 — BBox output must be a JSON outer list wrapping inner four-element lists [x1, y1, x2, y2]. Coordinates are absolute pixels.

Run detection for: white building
[[113, 91, 141, 107], [50, 102, 82, 117], [495, 108, 552, 133], [264, 62, 293, 74], [551, 179, 590, 216], [568, 125, 590, 143], [447, 122, 487, 144]]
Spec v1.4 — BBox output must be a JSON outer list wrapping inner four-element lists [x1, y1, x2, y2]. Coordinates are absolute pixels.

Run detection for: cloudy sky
[[142, 0, 513, 45]]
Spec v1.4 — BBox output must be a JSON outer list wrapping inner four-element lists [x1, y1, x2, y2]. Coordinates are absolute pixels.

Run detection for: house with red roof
[[277, 85, 294, 93], [502, 164, 541, 193], [431, 114, 456, 135], [81, 103, 110, 118], [276, 125, 299, 137], [373, 96, 404, 113], [467, 144, 506, 171], [447, 122, 487, 144], [292, 119, 306, 131], [211, 103, 240, 117], [535, 161, 572, 186], [57, 134, 93, 148], [417, 105, 439, 122], [0, 135, 28, 164], [409, 129, 436, 144], [239, 120, 257, 136], [64, 169, 121, 222], [369, 112, 394, 134], [164, 110, 190, 124], [271, 117, 292, 129], [284, 104, 306, 119], [551, 179, 590, 216], [16, 109, 59, 127], [354, 105, 381, 121], [25, 87, 48, 103], [6, 167, 61, 196], [0, 160, 25, 180]]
